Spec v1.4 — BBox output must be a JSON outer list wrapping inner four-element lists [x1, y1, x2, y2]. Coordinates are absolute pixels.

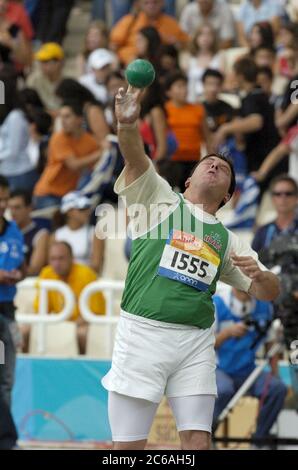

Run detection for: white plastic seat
[[86, 323, 118, 359], [15, 284, 36, 315], [29, 321, 79, 356]]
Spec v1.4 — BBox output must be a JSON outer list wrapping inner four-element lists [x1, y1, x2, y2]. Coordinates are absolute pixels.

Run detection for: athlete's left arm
[[231, 254, 280, 301]]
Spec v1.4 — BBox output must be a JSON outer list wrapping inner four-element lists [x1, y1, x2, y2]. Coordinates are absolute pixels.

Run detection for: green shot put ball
[[125, 59, 155, 88]]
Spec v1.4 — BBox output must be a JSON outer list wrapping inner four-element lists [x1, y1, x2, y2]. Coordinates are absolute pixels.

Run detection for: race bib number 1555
[[157, 230, 220, 291]]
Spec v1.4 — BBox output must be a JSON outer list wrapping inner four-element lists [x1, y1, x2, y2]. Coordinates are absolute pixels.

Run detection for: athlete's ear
[[223, 193, 231, 205], [185, 178, 191, 189]]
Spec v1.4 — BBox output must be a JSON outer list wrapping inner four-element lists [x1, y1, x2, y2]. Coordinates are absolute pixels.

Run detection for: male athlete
[[102, 86, 280, 450]]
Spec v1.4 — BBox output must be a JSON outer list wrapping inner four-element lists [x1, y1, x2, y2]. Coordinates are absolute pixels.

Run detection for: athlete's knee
[[113, 440, 147, 450], [180, 430, 211, 450]]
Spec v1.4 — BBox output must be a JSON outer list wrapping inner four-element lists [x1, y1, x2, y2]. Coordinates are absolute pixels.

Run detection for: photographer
[[213, 287, 287, 446], [252, 175, 298, 346], [252, 175, 298, 253]]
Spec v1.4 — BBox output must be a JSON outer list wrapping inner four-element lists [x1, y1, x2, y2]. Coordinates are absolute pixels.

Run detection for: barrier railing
[[16, 278, 75, 354], [79, 280, 125, 356], [79, 279, 124, 323], [15, 278, 124, 355]]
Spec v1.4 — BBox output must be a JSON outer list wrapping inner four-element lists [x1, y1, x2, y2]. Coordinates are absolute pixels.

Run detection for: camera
[[242, 313, 272, 349], [259, 233, 298, 346]]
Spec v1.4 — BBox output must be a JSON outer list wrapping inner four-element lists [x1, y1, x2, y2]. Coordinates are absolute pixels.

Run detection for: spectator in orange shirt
[[33, 101, 102, 209], [110, 0, 189, 65], [162, 71, 213, 190]]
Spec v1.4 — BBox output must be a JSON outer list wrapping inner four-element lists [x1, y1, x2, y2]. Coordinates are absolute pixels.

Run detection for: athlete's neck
[[183, 189, 218, 216]]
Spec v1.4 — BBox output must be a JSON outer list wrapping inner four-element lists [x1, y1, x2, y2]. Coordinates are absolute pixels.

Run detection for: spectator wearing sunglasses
[[251, 175, 298, 253]]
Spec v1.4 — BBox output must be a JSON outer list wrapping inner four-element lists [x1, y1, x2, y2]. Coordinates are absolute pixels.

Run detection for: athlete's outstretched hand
[[231, 254, 265, 281], [115, 85, 143, 125]]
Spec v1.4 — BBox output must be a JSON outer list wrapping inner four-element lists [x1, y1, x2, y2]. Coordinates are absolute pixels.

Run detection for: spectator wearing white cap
[[79, 48, 118, 105], [51, 191, 105, 275]]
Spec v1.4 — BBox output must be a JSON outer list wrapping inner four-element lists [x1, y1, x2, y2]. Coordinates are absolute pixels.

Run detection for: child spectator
[[201, 68, 234, 133], [162, 71, 213, 190]]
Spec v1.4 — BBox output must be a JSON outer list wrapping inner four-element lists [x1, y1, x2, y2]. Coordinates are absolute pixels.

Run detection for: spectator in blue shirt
[[213, 287, 287, 446], [0, 175, 25, 450], [252, 175, 298, 253]]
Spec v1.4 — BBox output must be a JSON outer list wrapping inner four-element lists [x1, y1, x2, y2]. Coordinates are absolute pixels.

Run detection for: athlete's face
[[186, 156, 232, 207]]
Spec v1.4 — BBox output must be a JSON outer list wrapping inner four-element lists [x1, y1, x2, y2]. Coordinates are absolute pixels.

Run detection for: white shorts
[[101, 311, 217, 403]]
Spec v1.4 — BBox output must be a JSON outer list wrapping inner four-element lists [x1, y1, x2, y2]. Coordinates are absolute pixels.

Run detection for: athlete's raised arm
[[116, 85, 151, 186]]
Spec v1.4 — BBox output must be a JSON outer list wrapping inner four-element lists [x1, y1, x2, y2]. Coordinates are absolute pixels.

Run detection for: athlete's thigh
[[168, 395, 215, 433], [108, 391, 159, 442]]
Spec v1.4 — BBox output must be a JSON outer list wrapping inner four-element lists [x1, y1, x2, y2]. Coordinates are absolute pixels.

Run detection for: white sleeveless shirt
[[55, 225, 93, 266]]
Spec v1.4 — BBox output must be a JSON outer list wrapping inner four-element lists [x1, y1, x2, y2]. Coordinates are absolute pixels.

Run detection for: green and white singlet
[[121, 195, 229, 329]]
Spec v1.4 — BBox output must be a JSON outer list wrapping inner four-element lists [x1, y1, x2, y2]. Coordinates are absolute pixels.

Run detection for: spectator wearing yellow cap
[[26, 42, 66, 114]]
